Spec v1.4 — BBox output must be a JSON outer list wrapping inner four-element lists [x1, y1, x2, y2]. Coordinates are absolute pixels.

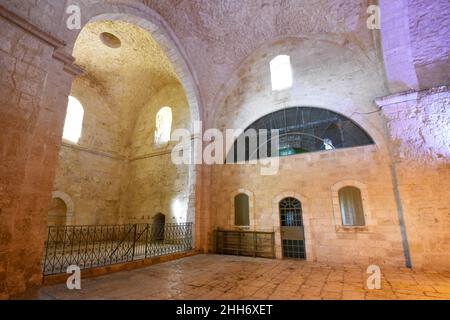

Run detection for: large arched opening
[[57, 2, 204, 246], [53, 18, 195, 226], [42, 5, 203, 277]]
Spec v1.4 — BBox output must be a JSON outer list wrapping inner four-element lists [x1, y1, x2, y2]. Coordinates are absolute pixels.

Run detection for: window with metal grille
[[234, 194, 250, 226], [279, 197, 305, 259], [338, 186, 365, 226], [227, 107, 375, 162], [279, 197, 303, 227]]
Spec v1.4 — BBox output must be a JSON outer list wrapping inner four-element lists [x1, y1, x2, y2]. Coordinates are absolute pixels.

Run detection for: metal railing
[[215, 229, 275, 259], [43, 222, 193, 275]]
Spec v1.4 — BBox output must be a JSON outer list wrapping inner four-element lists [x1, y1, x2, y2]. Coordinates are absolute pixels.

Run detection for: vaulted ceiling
[[143, 0, 373, 112], [59, 0, 448, 123]]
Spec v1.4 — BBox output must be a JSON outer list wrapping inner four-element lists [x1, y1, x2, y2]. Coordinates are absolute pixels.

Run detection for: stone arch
[[211, 35, 389, 155], [225, 106, 379, 160], [211, 34, 379, 122], [222, 103, 385, 158], [229, 189, 255, 229], [61, 2, 202, 126], [272, 191, 314, 261], [59, 1, 203, 247], [50, 191, 75, 226]]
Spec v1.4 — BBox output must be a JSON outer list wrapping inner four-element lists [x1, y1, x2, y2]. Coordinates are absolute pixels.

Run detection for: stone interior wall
[[380, 0, 450, 93], [0, 1, 202, 298], [1, 0, 66, 37], [121, 83, 191, 224], [210, 146, 405, 267], [52, 76, 127, 225], [1, 0, 449, 300], [408, 0, 450, 89], [380, 87, 450, 271], [208, 36, 409, 267], [0, 10, 74, 298], [213, 37, 387, 135]]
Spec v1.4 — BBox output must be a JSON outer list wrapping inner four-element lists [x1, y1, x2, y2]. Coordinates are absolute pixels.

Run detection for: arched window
[[279, 197, 303, 227], [279, 197, 306, 259], [155, 107, 172, 145], [270, 55, 293, 91], [227, 107, 374, 162], [338, 186, 365, 226], [63, 96, 84, 143], [234, 194, 250, 226]]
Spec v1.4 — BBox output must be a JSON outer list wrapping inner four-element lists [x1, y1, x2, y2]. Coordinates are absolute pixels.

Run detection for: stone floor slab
[[39, 254, 450, 300]]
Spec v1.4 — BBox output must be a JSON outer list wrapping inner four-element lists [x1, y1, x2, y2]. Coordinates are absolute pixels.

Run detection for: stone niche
[[47, 198, 67, 227]]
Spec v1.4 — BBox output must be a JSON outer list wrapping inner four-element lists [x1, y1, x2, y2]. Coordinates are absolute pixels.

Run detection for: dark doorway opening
[[152, 213, 166, 242], [279, 197, 306, 259]]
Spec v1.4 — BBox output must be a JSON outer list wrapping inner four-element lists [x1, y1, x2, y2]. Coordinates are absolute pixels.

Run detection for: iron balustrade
[[215, 229, 275, 259], [43, 222, 193, 275]]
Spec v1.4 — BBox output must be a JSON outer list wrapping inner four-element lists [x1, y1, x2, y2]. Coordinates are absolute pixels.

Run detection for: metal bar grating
[[215, 230, 275, 259], [42, 223, 193, 275]]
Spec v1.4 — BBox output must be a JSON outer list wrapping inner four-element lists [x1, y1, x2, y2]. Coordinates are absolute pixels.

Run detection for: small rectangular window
[[270, 55, 293, 91], [339, 187, 365, 226], [63, 96, 84, 144], [155, 106, 172, 145], [235, 194, 250, 226]]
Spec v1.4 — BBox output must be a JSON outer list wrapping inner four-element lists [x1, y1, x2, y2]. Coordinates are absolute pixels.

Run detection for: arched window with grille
[[279, 197, 306, 259], [234, 193, 250, 226], [155, 106, 172, 145], [227, 107, 375, 162], [338, 186, 365, 226], [63, 96, 84, 144]]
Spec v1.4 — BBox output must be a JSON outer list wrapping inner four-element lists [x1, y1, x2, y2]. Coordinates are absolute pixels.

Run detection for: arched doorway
[[279, 197, 306, 259], [47, 198, 67, 227], [152, 213, 166, 242]]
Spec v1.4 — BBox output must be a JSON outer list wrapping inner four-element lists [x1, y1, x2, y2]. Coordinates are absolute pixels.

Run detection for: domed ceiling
[[73, 20, 181, 129]]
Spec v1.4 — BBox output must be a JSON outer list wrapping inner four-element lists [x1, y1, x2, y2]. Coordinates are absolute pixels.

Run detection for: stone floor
[[38, 254, 450, 300]]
